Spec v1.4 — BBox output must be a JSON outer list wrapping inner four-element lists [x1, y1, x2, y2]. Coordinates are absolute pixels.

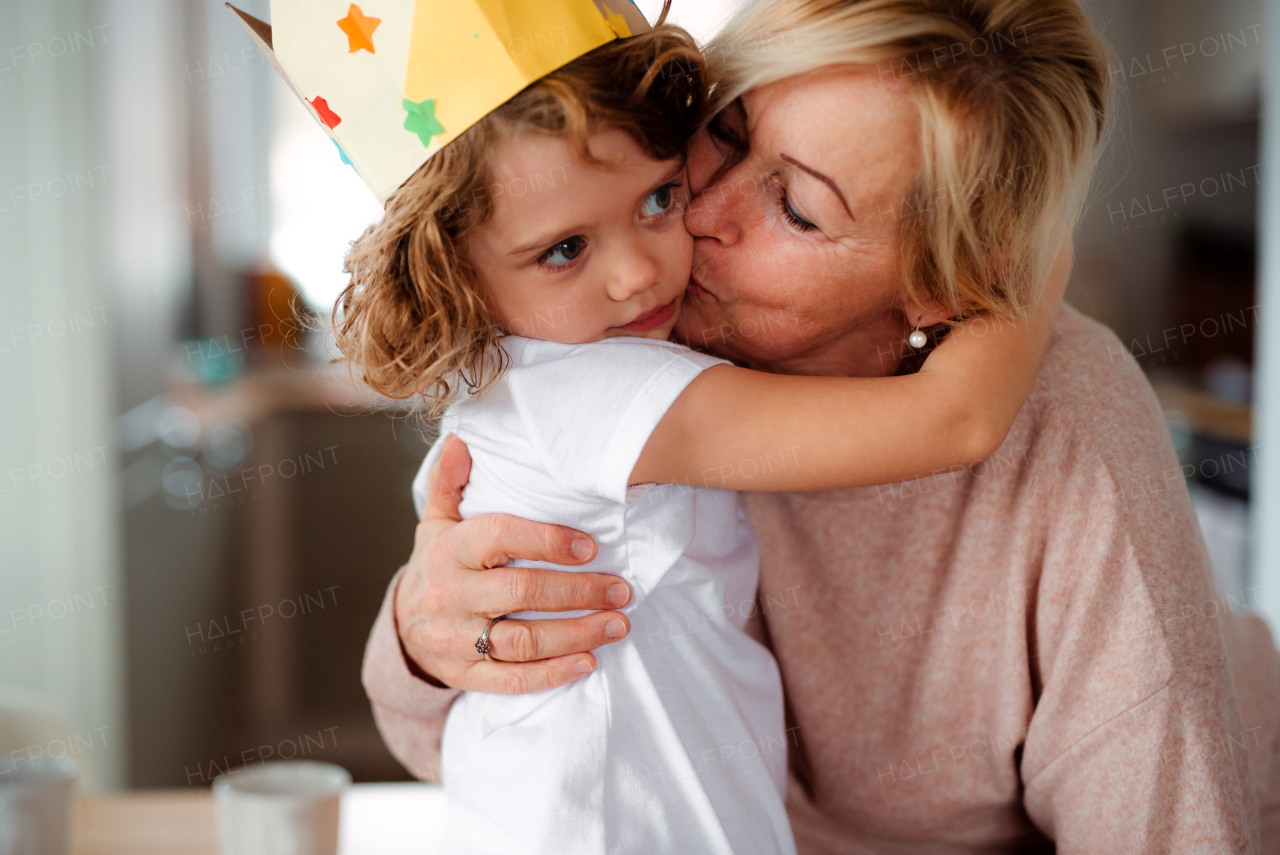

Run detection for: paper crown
[[228, 1, 652, 203]]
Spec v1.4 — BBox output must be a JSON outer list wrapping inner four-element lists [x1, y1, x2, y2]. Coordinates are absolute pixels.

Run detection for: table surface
[[73, 791, 217, 855], [71, 783, 446, 855]]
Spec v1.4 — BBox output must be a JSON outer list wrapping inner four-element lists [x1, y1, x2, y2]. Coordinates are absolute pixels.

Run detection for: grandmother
[[362, 0, 1280, 850]]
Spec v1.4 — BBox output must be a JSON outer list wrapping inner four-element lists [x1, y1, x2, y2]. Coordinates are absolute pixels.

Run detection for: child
[[239, 2, 1062, 853]]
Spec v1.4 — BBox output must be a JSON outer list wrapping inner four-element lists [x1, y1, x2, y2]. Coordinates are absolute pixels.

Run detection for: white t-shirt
[[412, 336, 795, 855]]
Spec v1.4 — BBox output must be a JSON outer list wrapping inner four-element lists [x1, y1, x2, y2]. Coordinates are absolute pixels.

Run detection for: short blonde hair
[[706, 0, 1110, 319]]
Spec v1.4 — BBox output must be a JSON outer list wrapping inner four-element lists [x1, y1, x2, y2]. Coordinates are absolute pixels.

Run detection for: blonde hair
[[706, 0, 1110, 319], [336, 18, 706, 412]]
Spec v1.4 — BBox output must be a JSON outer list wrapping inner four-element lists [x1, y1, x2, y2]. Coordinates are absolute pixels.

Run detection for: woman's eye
[[538, 235, 586, 267], [641, 183, 677, 218], [778, 191, 818, 233]]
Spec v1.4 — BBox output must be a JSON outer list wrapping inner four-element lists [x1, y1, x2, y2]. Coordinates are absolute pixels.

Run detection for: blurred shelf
[[172, 363, 413, 429], [1153, 381, 1252, 445]]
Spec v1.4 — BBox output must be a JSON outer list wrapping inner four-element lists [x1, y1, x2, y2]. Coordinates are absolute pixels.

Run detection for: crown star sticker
[[403, 97, 445, 147], [602, 5, 632, 38], [231, 0, 652, 202], [308, 96, 342, 128], [337, 4, 380, 54]]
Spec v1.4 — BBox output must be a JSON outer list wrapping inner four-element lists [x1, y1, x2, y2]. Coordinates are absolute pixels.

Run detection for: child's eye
[[641, 183, 677, 218], [538, 236, 586, 267]]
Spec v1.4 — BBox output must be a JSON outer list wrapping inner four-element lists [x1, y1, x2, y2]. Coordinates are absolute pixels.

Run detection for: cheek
[[473, 262, 581, 339], [501, 281, 604, 343], [685, 231, 902, 360], [679, 299, 823, 361], [466, 241, 526, 325], [486, 288, 538, 334], [468, 266, 515, 327], [667, 225, 695, 281], [700, 229, 854, 312]]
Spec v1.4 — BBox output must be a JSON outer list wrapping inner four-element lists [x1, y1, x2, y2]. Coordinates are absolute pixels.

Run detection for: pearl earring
[[908, 321, 927, 349]]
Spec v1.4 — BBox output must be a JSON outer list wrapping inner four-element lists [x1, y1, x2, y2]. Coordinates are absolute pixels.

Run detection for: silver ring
[[475, 615, 508, 661]]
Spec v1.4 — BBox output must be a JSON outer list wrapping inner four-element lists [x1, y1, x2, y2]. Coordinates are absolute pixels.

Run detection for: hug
[[256, 0, 1280, 850]]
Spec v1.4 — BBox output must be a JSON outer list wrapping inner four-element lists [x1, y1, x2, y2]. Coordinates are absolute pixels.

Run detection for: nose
[[685, 161, 745, 248], [605, 237, 663, 303]]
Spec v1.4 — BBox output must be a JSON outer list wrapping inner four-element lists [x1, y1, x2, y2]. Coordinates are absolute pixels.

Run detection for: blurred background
[[0, 0, 1275, 793]]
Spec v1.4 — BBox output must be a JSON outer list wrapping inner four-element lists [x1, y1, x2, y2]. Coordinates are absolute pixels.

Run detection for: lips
[[616, 299, 677, 333], [686, 275, 715, 301]]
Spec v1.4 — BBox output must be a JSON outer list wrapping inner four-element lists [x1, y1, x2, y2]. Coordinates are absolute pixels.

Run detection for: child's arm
[[632, 247, 1071, 491]]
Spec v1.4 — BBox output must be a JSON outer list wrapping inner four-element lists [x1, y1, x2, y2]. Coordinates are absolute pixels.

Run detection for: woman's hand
[[394, 435, 633, 694]]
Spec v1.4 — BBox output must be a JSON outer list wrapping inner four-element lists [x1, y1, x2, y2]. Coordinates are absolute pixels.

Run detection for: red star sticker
[[337, 4, 380, 54], [309, 96, 341, 129]]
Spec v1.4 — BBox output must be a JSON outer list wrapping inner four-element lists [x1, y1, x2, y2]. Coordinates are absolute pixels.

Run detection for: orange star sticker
[[337, 4, 380, 54]]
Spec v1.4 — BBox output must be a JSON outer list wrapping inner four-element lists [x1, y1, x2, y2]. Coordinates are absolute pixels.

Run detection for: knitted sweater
[[362, 307, 1280, 853]]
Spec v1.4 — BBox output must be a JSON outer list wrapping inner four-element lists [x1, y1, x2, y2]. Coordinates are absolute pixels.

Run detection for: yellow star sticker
[[337, 4, 380, 54], [602, 4, 631, 38]]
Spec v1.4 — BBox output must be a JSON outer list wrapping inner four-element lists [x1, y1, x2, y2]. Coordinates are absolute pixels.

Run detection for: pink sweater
[[362, 307, 1280, 853]]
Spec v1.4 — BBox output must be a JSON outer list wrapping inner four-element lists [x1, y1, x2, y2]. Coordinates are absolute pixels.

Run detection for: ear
[[904, 300, 950, 328]]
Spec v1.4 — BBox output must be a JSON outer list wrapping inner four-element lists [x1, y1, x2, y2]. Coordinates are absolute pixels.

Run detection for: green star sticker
[[403, 97, 445, 148]]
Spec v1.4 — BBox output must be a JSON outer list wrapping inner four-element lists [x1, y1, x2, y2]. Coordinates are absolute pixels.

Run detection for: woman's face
[[676, 69, 926, 377]]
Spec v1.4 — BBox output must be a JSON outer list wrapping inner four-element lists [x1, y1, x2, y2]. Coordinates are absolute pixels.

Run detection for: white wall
[[0, 0, 125, 789], [1252, 0, 1280, 629], [633, 0, 746, 43]]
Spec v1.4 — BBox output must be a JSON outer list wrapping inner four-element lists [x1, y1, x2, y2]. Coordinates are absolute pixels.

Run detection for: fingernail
[[605, 619, 627, 639], [575, 659, 594, 673], [571, 538, 593, 560], [607, 584, 630, 606]]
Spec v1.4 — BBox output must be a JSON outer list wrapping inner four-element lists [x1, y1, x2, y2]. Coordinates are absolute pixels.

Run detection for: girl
[[336, 10, 1063, 855]]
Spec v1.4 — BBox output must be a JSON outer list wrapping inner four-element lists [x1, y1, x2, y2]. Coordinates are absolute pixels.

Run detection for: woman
[[363, 0, 1280, 850]]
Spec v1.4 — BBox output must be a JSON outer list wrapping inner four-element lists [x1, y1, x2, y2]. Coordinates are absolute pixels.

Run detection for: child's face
[[466, 128, 693, 343]]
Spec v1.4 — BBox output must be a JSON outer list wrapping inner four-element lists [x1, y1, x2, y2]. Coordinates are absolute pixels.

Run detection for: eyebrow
[[780, 153, 855, 221], [508, 226, 585, 258], [505, 162, 687, 258]]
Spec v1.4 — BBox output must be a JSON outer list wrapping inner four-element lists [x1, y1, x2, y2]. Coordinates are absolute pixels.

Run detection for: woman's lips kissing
[[686, 276, 714, 301]]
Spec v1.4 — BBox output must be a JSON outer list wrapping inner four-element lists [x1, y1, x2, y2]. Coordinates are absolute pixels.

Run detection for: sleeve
[[411, 412, 459, 519], [1225, 610, 1280, 850], [361, 566, 461, 782], [1019, 386, 1261, 851], [507, 340, 728, 503]]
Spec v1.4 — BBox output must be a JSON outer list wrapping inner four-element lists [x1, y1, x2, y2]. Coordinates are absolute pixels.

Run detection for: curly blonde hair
[[335, 17, 707, 414]]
